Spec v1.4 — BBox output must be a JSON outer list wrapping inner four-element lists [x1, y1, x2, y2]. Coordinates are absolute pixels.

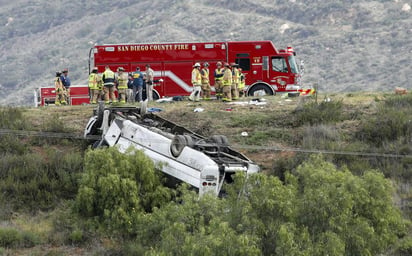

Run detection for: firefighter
[[200, 62, 211, 100], [145, 64, 155, 101], [222, 62, 232, 102], [238, 67, 246, 97], [54, 71, 67, 105], [189, 63, 202, 102], [231, 63, 240, 100], [116, 67, 128, 103], [102, 66, 117, 104], [60, 68, 71, 103], [133, 67, 144, 102], [127, 73, 134, 103], [214, 61, 224, 100], [88, 67, 102, 104]]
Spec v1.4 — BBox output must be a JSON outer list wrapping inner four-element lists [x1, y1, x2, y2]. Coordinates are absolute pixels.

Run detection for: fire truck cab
[[90, 40, 311, 98]]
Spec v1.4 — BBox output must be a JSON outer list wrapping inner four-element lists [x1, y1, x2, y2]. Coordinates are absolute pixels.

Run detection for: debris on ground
[[395, 87, 407, 95], [194, 107, 204, 112], [156, 97, 174, 103], [226, 98, 267, 106], [148, 107, 163, 112]]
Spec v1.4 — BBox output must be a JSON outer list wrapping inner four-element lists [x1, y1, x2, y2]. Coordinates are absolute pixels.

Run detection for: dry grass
[[15, 92, 389, 172]]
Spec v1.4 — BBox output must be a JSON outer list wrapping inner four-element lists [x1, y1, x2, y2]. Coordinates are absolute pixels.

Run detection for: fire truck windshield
[[288, 55, 299, 74]]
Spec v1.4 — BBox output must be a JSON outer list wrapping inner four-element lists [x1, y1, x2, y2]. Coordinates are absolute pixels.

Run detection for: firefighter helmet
[[193, 63, 201, 67], [216, 61, 222, 66], [203, 62, 209, 67], [117, 67, 124, 72], [224, 62, 230, 67]]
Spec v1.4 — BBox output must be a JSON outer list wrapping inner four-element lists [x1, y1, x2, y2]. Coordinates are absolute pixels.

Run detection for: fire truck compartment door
[[163, 62, 192, 96]]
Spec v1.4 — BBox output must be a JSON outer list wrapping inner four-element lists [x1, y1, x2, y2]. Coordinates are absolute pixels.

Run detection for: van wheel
[[211, 135, 229, 146], [97, 102, 105, 121], [247, 84, 274, 97], [171, 135, 187, 157], [183, 135, 195, 148]]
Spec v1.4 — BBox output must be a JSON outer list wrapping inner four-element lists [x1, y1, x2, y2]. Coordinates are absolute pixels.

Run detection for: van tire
[[171, 135, 187, 157], [183, 135, 195, 148], [211, 135, 229, 146]]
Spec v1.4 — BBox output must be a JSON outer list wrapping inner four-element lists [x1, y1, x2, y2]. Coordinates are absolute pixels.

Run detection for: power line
[[232, 144, 412, 159], [0, 129, 99, 140], [1, 129, 410, 159]]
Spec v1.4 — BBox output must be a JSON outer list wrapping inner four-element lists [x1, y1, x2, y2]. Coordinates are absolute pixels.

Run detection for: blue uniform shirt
[[132, 71, 143, 87], [60, 75, 71, 88]]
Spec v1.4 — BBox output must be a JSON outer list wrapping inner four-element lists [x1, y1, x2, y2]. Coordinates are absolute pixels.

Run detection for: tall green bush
[[0, 150, 83, 212], [119, 155, 408, 255], [0, 107, 28, 130], [74, 147, 172, 235], [357, 98, 412, 146]]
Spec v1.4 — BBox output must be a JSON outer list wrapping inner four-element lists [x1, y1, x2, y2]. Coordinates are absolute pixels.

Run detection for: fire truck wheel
[[183, 135, 195, 148], [247, 84, 275, 97], [211, 135, 229, 146], [171, 135, 187, 157]]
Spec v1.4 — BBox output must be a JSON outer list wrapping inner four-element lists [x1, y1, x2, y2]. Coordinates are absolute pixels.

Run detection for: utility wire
[[234, 144, 412, 159], [1, 129, 411, 159]]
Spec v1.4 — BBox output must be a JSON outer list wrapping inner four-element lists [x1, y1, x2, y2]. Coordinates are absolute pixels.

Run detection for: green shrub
[[240, 130, 275, 146], [396, 236, 412, 256], [0, 228, 38, 248], [384, 94, 412, 109], [301, 124, 340, 150], [49, 203, 93, 246], [0, 228, 21, 248], [0, 107, 28, 130], [229, 112, 272, 128], [74, 147, 173, 236], [269, 153, 306, 181], [293, 100, 345, 126], [20, 231, 40, 248], [0, 150, 83, 211], [357, 107, 411, 146], [68, 229, 83, 245], [0, 135, 29, 155]]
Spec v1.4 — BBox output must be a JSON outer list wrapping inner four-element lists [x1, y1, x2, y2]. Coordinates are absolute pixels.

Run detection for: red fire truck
[[90, 40, 311, 99], [35, 40, 311, 106], [35, 85, 91, 107]]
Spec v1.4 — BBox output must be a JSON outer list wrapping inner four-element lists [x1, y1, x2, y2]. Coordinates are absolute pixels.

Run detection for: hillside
[[1, 92, 412, 255], [0, 0, 411, 106]]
